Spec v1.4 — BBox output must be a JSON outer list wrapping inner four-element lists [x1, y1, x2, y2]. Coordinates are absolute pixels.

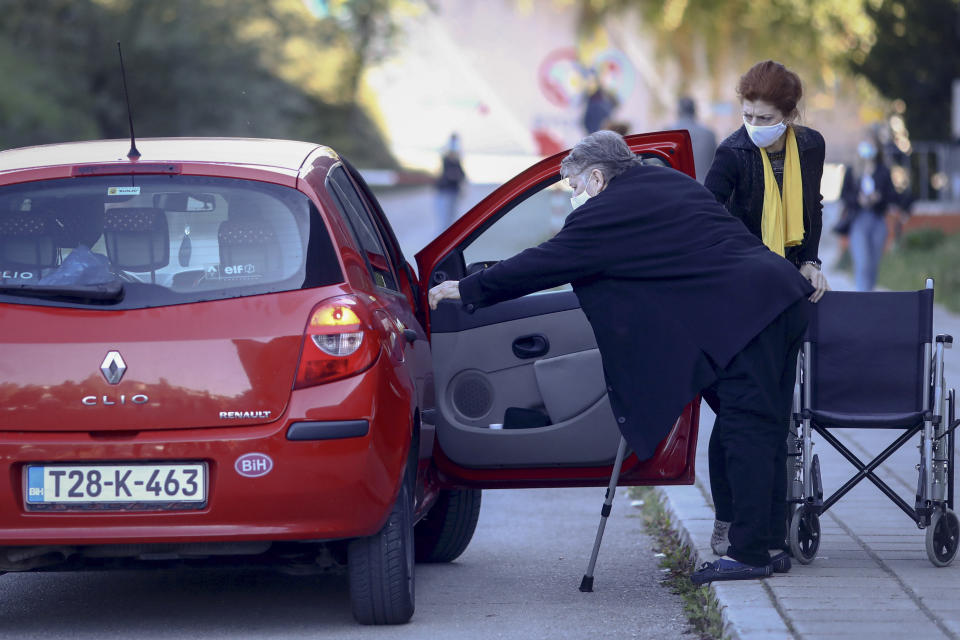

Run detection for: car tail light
[[294, 296, 380, 388]]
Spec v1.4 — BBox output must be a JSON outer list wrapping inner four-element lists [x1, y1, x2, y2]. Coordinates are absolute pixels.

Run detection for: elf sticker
[[107, 186, 141, 196]]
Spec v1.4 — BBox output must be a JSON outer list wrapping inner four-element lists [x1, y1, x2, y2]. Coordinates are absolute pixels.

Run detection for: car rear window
[[0, 175, 342, 309]]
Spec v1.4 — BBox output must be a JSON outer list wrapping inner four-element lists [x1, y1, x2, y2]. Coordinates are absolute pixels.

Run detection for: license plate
[[25, 463, 207, 510]]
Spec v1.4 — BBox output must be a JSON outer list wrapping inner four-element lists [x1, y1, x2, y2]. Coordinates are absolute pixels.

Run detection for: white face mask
[[569, 170, 602, 210], [743, 117, 787, 149], [569, 189, 591, 210]]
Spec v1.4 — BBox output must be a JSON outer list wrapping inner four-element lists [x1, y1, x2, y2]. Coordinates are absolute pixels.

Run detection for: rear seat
[[103, 207, 170, 283], [0, 211, 59, 281]]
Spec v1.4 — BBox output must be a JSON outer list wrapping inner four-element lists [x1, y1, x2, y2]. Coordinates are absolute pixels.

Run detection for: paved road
[[371, 182, 499, 265], [0, 489, 687, 639]]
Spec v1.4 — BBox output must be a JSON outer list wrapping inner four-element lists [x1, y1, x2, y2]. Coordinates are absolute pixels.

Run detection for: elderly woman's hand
[[428, 280, 461, 310], [799, 263, 830, 303]]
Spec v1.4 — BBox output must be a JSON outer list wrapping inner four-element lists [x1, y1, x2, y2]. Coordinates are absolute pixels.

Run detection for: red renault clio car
[[0, 132, 700, 625]]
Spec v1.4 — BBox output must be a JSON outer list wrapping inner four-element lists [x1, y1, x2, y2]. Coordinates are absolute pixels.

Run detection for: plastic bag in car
[[39, 245, 116, 286]]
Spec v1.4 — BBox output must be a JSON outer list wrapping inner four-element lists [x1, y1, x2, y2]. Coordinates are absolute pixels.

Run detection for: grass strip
[[630, 486, 728, 640], [835, 228, 960, 311], [877, 229, 960, 311]]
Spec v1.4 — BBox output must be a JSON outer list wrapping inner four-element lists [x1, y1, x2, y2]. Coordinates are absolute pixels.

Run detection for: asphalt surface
[[0, 489, 688, 639]]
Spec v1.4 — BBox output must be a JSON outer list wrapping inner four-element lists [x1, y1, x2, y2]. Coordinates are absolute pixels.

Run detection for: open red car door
[[416, 131, 701, 489]]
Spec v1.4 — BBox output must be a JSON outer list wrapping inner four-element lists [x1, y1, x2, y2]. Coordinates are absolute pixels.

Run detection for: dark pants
[[703, 299, 808, 567]]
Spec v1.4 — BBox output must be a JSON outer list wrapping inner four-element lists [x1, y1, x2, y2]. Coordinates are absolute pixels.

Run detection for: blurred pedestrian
[[668, 96, 717, 183], [435, 133, 466, 231], [582, 72, 619, 134], [841, 139, 898, 291], [428, 130, 815, 583], [703, 59, 829, 560]]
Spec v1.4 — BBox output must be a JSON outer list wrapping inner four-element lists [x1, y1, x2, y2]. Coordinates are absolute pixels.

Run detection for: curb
[[657, 483, 795, 640]]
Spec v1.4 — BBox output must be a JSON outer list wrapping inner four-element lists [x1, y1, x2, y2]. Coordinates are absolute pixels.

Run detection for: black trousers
[[703, 299, 808, 567]]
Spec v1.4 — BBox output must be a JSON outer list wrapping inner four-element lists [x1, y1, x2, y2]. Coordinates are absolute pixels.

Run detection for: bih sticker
[[235, 453, 273, 478], [107, 186, 141, 196]]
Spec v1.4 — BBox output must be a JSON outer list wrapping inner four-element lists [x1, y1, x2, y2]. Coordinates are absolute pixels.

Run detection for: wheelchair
[[787, 280, 960, 567]]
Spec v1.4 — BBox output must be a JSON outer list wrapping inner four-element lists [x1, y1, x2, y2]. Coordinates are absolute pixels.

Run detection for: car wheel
[[414, 489, 482, 563], [348, 471, 415, 625]]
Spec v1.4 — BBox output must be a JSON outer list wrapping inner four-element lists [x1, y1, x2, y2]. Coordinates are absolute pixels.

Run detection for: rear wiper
[[0, 280, 124, 302]]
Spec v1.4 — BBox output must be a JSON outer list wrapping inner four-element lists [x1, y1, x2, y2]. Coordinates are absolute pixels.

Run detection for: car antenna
[[117, 41, 140, 160]]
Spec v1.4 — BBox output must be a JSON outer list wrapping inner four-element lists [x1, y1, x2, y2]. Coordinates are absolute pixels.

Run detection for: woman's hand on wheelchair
[[800, 263, 830, 303]]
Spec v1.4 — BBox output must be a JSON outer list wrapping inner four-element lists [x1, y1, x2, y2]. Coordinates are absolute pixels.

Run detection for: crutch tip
[[579, 575, 594, 592]]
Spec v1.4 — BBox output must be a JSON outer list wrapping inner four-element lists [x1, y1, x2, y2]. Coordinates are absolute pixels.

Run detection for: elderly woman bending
[[429, 130, 815, 583]]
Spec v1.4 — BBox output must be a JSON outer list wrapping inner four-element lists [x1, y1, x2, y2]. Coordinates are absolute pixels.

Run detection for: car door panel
[[533, 348, 606, 423], [430, 290, 622, 468], [417, 130, 701, 488]]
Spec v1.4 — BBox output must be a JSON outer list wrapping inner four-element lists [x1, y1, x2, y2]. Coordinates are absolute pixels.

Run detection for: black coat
[[840, 162, 898, 217], [458, 164, 814, 460], [704, 125, 825, 267]]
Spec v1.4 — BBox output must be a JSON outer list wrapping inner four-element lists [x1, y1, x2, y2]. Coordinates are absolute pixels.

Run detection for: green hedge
[[878, 229, 960, 312]]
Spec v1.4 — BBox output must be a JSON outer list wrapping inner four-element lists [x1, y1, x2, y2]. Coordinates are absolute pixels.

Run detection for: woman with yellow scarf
[[703, 60, 829, 570]]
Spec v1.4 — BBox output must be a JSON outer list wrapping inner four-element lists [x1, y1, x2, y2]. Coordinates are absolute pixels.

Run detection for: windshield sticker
[[205, 264, 220, 279], [107, 186, 141, 196], [223, 263, 256, 276]]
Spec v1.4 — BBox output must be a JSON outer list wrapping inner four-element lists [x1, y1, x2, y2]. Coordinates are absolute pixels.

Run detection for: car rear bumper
[[0, 361, 414, 547]]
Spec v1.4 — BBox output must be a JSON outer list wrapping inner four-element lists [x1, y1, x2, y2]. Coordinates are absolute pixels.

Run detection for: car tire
[[414, 489, 482, 563], [348, 471, 416, 625]]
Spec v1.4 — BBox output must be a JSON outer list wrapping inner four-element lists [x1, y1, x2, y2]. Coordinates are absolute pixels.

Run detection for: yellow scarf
[[759, 126, 804, 256]]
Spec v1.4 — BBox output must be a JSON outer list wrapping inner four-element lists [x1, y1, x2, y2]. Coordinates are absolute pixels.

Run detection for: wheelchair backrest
[[806, 289, 933, 415]]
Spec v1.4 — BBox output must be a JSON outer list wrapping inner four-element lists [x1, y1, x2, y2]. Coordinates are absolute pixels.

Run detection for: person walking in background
[[435, 133, 466, 231], [582, 71, 619, 135], [841, 139, 899, 291], [668, 96, 717, 183], [703, 60, 829, 560]]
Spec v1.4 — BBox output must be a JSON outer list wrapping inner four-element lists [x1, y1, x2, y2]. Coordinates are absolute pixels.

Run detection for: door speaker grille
[[451, 373, 493, 419]]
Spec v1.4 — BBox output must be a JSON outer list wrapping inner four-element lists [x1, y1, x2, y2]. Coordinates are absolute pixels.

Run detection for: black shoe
[[690, 558, 773, 585], [771, 551, 791, 573]]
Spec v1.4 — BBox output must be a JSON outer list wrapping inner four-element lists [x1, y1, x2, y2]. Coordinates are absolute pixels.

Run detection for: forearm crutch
[[580, 435, 628, 592]]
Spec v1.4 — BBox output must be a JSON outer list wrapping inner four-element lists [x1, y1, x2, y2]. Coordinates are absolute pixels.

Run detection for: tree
[[0, 0, 399, 166], [570, 0, 876, 98], [851, 0, 960, 141]]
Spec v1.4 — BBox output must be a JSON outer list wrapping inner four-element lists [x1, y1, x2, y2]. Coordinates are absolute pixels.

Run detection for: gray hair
[[560, 130, 640, 181]]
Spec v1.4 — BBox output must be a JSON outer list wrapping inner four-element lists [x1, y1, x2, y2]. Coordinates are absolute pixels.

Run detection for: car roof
[[0, 138, 336, 173]]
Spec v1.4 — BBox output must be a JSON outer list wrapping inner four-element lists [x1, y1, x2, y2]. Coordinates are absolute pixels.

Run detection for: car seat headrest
[[0, 211, 59, 269], [103, 207, 170, 272]]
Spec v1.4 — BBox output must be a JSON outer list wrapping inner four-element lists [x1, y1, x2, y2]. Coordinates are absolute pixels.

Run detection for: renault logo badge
[[100, 351, 127, 385]]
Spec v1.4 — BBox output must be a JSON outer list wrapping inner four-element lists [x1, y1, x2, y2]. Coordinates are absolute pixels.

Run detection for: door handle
[[512, 334, 549, 359]]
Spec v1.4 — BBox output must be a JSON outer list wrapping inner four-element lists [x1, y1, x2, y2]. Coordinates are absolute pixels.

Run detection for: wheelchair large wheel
[[925, 508, 959, 567], [789, 505, 821, 564]]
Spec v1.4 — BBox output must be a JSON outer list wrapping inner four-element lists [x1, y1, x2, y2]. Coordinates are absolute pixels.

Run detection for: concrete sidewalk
[[659, 260, 960, 639]]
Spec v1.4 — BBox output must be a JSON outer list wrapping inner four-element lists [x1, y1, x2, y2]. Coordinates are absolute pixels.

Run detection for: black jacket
[[704, 125, 825, 267], [840, 162, 897, 217], [458, 164, 813, 460]]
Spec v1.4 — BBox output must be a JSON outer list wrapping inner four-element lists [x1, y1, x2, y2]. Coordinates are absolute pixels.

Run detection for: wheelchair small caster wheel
[[789, 506, 820, 564], [926, 508, 959, 567]]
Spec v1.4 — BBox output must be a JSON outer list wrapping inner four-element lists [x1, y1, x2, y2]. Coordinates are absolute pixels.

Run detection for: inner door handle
[[512, 334, 549, 359]]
